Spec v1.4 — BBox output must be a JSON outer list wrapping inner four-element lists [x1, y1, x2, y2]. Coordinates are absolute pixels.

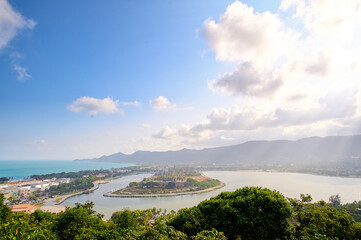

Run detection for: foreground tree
[[329, 194, 341, 208], [169, 186, 293, 240], [292, 200, 361, 239], [191, 229, 227, 240], [111, 209, 137, 229], [0, 193, 11, 224], [51, 202, 111, 240]]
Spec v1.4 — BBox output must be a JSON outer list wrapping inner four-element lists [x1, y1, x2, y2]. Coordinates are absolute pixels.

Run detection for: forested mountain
[[78, 135, 361, 167]]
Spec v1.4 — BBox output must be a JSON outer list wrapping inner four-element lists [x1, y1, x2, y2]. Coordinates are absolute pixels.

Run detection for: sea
[[0, 160, 133, 180]]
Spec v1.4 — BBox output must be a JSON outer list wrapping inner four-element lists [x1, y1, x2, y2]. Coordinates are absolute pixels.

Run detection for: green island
[[106, 170, 224, 197]]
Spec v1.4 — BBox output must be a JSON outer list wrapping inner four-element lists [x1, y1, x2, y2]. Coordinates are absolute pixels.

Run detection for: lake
[[62, 171, 361, 219]]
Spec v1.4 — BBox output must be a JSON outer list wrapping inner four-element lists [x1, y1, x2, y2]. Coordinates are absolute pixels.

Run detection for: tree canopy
[[2, 188, 361, 239]]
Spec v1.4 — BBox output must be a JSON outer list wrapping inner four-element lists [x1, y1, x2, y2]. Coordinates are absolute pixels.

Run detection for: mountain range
[[78, 135, 361, 166]]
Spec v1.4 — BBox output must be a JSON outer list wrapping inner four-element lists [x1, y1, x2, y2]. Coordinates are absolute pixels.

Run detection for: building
[[11, 204, 35, 214]]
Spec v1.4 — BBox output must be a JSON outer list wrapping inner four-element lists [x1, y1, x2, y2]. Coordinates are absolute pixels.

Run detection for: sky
[[1, 0, 361, 160]]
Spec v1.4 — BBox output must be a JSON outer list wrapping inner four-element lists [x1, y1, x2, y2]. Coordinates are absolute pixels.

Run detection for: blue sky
[[1, 0, 361, 160]]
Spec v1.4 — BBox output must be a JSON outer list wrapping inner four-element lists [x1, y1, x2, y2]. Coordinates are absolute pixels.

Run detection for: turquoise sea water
[[0, 160, 133, 180]]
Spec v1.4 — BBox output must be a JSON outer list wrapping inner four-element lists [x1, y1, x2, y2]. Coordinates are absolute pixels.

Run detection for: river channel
[[61, 171, 361, 219]]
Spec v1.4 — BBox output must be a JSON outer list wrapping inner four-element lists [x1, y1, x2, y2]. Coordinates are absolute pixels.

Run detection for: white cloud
[[145, 1, 361, 152], [204, 1, 298, 65], [120, 101, 141, 107], [203, 0, 361, 101], [189, 0, 361, 144], [13, 64, 31, 81], [152, 88, 359, 144], [281, 0, 361, 38], [152, 126, 177, 139], [150, 96, 177, 111], [0, 0, 36, 50], [203, 1, 299, 98], [67, 96, 123, 116], [141, 123, 151, 129], [220, 135, 234, 141], [208, 62, 282, 97]]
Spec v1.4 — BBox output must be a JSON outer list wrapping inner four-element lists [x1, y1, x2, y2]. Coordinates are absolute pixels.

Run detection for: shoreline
[[56, 181, 105, 204], [51, 172, 140, 205], [103, 182, 225, 198], [43, 180, 109, 206], [232, 169, 361, 179]]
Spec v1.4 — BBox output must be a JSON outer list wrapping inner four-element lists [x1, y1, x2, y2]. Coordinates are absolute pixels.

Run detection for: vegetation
[[154, 170, 201, 182], [184, 178, 221, 191], [112, 170, 222, 195], [3, 187, 361, 239], [45, 177, 94, 196], [0, 177, 9, 184], [30, 167, 134, 180], [169, 187, 293, 239], [340, 201, 361, 222]]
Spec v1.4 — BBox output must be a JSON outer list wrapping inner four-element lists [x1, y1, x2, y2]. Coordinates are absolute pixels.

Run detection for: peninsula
[[104, 170, 224, 198]]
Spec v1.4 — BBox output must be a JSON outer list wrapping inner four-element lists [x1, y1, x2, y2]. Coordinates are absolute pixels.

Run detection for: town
[[0, 167, 137, 214]]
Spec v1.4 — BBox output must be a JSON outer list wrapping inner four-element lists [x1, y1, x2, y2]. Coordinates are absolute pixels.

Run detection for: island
[[104, 169, 225, 198]]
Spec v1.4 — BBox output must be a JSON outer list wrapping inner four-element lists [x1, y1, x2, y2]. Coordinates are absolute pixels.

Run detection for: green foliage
[[191, 228, 227, 240], [111, 209, 137, 229], [30, 210, 55, 227], [0, 177, 9, 183], [52, 201, 106, 240], [329, 194, 341, 208], [340, 201, 361, 222], [123, 220, 188, 240], [111, 208, 166, 229], [184, 178, 220, 190], [129, 181, 138, 187], [119, 171, 222, 195], [184, 178, 198, 187], [46, 177, 94, 196], [0, 211, 57, 240], [154, 170, 200, 182], [166, 181, 176, 189], [31, 169, 108, 180], [146, 181, 161, 189], [300, 233, 340, 240], [0, 193, 11, 224], [3, 188, 361, 240], [297, 204, 356, 239], [291, 198, 361, 240], [301, 194, 313, 203], [168, 207, 206, 237], [170, 186, 293, 240], [28, 194, 38, 201]]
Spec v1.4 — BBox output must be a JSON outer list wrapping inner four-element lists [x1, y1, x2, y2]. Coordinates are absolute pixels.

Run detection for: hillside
[[78, 135, 361, 167]]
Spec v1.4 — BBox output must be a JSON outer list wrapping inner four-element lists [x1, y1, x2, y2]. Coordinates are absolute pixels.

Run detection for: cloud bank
[[152, 0, 361, 147]]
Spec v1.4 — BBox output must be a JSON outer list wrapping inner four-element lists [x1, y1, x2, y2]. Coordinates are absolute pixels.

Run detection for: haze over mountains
[[79, 135, 361, 166]]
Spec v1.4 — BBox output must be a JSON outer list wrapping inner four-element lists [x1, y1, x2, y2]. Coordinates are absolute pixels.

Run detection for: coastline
[[51, 172, 143, 204], [103, 182, 225, 198], [42, 181, 104, 206], [56, 180, 108, 204]]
